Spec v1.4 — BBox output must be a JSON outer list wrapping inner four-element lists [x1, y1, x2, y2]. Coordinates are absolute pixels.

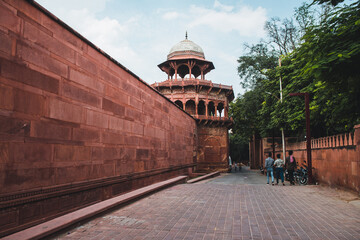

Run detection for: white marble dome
[[167, 39, 205, 60]]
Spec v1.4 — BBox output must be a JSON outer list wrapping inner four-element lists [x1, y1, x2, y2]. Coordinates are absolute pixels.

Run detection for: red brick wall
[[254, 125, 360, 193], [0, 0, 196, 235], [292, 147, 359, 192], [197, 125, 229, 172]]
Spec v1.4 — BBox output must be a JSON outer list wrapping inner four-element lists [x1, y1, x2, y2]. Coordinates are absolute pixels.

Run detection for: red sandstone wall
[[293, 147, 359, 192], [0, 0, 196, 235], [255, 126, 360, 193], [197, 125, 229, 172]]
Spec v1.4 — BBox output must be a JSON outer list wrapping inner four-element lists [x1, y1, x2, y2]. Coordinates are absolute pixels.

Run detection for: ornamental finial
[[185, 31, 188, 40]]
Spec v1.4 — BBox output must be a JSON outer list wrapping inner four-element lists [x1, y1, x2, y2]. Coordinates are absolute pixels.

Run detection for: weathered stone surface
[[0, 0, 197, 237], [0, 57, 59, 94], [48, 99, 82, 123]]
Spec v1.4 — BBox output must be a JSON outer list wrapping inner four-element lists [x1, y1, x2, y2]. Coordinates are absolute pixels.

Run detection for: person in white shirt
[[274, 154, 285, 185]]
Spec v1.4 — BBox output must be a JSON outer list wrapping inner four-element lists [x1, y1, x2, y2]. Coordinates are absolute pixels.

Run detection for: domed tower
[[152, 33, 234, 172]]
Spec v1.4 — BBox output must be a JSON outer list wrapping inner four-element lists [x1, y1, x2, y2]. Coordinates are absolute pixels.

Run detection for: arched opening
[[217, 102, 224, 117], [175, 100, 183, 109], [185, 100, 196, 115], [192, 65, 201, 79], [198, 100, 206, 115], [208, 101, 215, 116], [177, 64, 189, 79]]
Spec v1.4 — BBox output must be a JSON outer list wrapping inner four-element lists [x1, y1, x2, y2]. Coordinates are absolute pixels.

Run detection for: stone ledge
[[2, 176, 187, 240], [187, 171, 220, 183], [0, 164, 195, 207]]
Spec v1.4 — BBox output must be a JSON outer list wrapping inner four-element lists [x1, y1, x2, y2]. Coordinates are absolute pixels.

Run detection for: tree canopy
[[230, 1, 360, 162]]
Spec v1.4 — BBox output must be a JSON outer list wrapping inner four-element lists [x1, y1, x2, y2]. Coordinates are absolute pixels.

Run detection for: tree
[[265, 17, 299, 55], [232, 1, 360, 145], [229, 88, 264, 163], [312, 0, 345, 6], [237, 43, 278, 90], [283, 1, 360, 135]]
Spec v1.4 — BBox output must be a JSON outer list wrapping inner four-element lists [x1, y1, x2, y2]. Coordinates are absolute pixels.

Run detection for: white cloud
[[62, 8, 141, 68], [188, 4, 267, 37], [37, 0, 110, 14], [213, 0, 233, 12], [162, 11, 180, 20], [36, 1, 143, 74]]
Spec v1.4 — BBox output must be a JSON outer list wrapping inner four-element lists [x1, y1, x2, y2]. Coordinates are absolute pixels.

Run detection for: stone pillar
[[355, 124, 360, 147], [195, 101, 198, 116]]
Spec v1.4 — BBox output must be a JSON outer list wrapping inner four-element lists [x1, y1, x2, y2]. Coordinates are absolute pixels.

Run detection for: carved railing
[[287, 132, 355, 150], [196, 115, 232, 121]]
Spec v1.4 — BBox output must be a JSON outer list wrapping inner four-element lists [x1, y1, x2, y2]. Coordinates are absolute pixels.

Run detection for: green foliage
[[285, 1, 360, 135], [231, 0, 360, 157], [237, 43, 278, 89], [312, 0, 345, 6]]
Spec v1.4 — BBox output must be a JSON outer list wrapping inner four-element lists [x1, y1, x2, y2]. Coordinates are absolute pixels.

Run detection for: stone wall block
[[10, 142, 52, 163], [122, 119, 133, 133], [30, 120, 71, 140], [48, 98, 82, 123], [76, 53, 98, 76], [0, 57, 59, 94], [23, 21, 76, 64], [132, 124, 144, 136], [62, 82, 101, 108], [55, 165, 92, 184], [13, 89, 45, 116], [108, 116, 124, 131], [54, 145, 91, 162], [129, 96, 143, 111], [121, 81, 141, 97], [86, 109, 109, 129], [16, 41, 68, 78], [100, 68, 122, 87], [104, 85, 129, 104], [0, 31, 13, 55], [69, 68, 104, 93], [102, 98, 125, 117], [0, 84, 14, 110], [72, 128, 100, 142], [124, 135, 139, 146], [86, 45, 110, 68], [91, 147, 119, 161], [144, 127, 155, 138], [0, 2, 20, 33], [125, 108, 142, 121], [2, 167, 55, 194], [91, 163, 114, 179], [102, 131, 124, 145]]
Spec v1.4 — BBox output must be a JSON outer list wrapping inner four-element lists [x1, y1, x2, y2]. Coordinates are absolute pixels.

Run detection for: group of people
[[264, 150, 297, 185]]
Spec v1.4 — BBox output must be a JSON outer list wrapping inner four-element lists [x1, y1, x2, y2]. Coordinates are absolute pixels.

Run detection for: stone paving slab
[[50, 171, 360, 240]]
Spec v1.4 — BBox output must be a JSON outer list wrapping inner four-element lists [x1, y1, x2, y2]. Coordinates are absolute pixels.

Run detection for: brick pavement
[[51, 170, 360, 240]]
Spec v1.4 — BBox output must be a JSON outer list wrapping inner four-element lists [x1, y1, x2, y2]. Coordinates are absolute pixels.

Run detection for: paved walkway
[[51, 168, 360, 240]]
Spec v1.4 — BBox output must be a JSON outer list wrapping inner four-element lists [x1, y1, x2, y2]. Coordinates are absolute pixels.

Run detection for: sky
[[35, 0, 306, 97]]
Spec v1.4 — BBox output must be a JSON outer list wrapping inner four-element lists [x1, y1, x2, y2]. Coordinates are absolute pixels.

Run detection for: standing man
[[265, 152, 275, 185], [285, 150, 297, 185], [274, 154, 285, 185]]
